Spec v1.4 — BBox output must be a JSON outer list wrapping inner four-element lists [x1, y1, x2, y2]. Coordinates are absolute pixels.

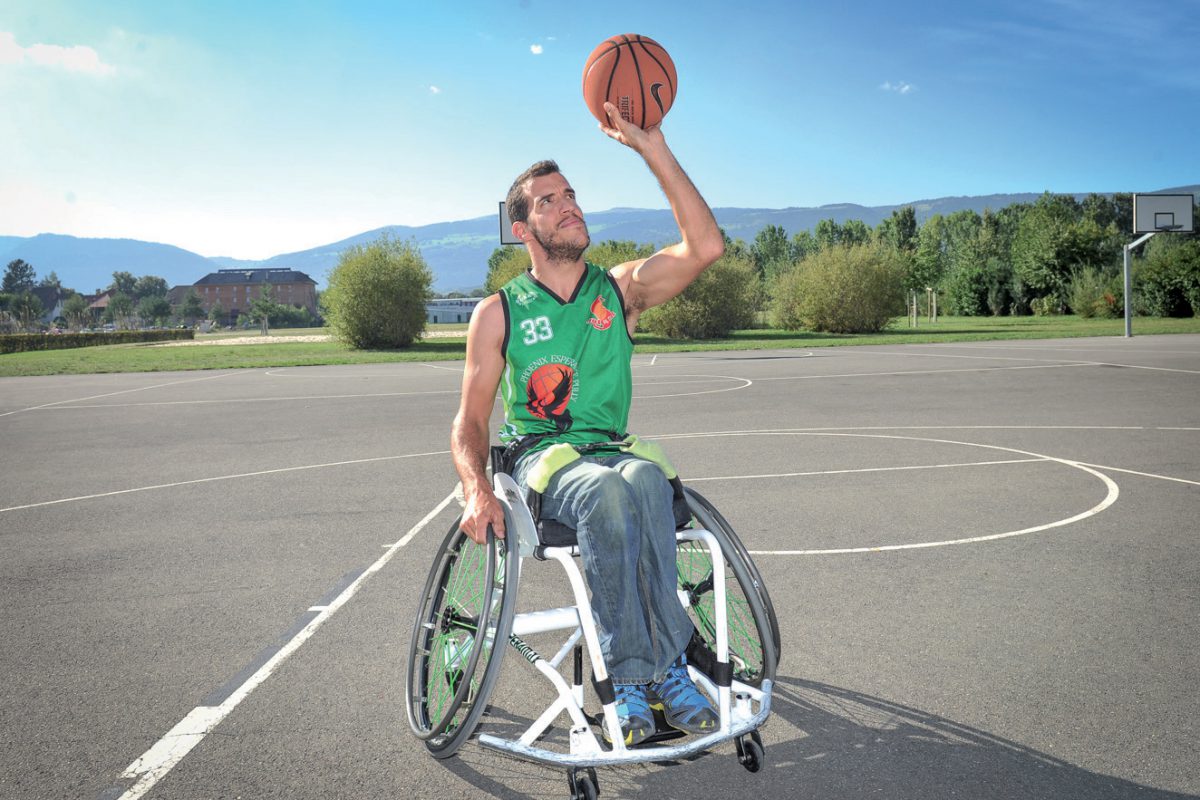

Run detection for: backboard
[[1133, 193, 1194, 233], [498, 202, 522, 245]]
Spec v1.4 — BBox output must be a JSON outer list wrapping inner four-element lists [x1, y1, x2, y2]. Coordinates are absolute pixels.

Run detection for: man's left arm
[[599, 103, 725, 315]]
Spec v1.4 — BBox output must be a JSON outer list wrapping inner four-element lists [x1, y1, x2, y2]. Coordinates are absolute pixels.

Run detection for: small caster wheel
[[567, 767, 599, 800], [735, 729, 765, 773]]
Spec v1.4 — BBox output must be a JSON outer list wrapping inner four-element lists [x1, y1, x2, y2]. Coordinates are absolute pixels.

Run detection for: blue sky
[[1, 0, 1196, 259]]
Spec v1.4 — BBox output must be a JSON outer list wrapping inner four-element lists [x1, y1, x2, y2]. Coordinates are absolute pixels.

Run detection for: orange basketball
[[582, 34, 677, 129]]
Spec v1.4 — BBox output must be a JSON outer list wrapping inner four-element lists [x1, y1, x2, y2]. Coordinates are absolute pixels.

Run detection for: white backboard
[[498, 202, 522, 245], [1133, 193, 1194, 233]]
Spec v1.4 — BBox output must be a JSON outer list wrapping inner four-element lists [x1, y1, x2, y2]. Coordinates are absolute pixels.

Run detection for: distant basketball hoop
[[498, 202, 522, 245], [1133, 193, 1194, 233], [1123, 193, 1196, 337]]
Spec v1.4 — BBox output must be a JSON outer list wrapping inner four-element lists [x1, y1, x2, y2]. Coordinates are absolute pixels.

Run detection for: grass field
[[2, 316, 1199, 377]]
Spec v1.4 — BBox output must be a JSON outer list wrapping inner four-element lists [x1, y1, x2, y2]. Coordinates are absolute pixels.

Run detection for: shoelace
[[615, 684, 651, 717], [655, 664, 711, 721]]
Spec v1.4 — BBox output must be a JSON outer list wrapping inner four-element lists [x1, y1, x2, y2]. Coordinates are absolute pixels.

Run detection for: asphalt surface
[[1, 334, 1198, 800]]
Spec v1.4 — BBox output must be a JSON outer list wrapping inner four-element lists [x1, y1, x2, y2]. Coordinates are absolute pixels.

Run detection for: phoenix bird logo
[[587, 295, 616, 331]]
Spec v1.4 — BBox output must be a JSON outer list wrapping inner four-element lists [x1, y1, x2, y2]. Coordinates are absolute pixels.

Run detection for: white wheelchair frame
[[408, 462, 778, 798]]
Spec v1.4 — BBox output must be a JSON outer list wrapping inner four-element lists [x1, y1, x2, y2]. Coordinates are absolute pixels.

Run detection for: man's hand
[[599, 101, 666, 155], [460, 487, 506, 545]]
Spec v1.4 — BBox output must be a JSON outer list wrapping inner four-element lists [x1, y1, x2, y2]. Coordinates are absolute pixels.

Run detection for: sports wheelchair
[[406, 437, 780, 800]]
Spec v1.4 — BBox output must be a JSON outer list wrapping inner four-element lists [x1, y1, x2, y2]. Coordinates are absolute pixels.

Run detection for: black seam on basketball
[[621, 34, 646, 128], [636, 41, 674, 97], [604, 45, 620, 117]]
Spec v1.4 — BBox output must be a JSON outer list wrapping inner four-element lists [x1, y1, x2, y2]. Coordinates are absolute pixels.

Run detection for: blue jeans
[[515, 452, 694, 685]]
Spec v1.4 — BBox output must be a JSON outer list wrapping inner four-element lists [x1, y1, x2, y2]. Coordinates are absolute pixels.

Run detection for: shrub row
[[0, 329, 194, 354]]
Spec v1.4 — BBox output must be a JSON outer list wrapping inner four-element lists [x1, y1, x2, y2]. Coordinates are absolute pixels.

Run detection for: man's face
[[521, 172, 590, 263]]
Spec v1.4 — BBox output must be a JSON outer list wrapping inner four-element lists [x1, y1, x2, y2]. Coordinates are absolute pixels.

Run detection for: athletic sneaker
[[603, 683, 655, 746], [647, 655, 719, 734]]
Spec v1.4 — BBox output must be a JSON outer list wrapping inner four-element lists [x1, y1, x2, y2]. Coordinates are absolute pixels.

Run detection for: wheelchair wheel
[[406, 515, 519, 758], [677, 487, 779, 688]]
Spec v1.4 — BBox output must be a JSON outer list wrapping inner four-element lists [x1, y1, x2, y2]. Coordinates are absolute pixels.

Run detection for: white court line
[[28, 389, 460, 411], [869, 349, 1200, 375], [0, 371, 242, 418], [651, 429, 1122, 554], [0, 451, 450, 513], [1073, 462, 1200, 488], [686, 457, 1045, 483], [753, 362, 1093, 382], [115, 491, 455, 800]]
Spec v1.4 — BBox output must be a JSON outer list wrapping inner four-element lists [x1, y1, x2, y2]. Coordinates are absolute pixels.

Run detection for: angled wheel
[[406, 514, 519, 758], [676, 487, 779, 688]]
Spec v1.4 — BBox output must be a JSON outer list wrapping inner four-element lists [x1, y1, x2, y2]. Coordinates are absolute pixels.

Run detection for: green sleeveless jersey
[[497, 262, 634, 452]]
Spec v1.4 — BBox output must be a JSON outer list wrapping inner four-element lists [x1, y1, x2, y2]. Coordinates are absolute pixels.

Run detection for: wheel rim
[[408, 522, 515, 750]]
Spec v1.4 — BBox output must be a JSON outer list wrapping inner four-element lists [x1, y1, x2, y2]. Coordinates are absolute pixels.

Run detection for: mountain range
[[4, 186, 1196, 295]]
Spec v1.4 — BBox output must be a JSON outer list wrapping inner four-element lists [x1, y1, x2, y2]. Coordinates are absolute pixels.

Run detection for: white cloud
[[0, 31, 116, 76], [530, 44, 543, 55], [880, 80, 915, 95], [429, 85, 441, 94]]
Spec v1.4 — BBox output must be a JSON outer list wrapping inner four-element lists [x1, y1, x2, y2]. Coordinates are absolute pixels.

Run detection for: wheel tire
[[405, 515, 519, 758], [677, 488, 779, 688]]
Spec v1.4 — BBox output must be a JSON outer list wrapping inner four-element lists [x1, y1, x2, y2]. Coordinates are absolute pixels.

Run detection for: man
[[451, 101, 725, 745]]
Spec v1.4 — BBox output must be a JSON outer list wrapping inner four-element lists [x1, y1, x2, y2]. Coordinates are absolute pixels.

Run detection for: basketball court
[[1, 334, 1198, 799]]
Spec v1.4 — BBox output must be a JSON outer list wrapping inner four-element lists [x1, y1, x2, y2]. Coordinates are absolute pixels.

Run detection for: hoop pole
[[1123, 231, 1156, 338]]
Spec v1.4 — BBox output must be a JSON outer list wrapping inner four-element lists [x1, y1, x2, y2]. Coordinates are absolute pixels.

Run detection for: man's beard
[[531, 221, 590, 263]]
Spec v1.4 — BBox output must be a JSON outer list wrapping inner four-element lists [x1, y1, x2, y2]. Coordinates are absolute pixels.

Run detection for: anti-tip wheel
[[736, 729, 765, 773]]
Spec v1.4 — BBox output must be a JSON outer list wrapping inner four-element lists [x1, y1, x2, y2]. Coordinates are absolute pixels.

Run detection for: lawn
[[1, 316, 1198, 377]]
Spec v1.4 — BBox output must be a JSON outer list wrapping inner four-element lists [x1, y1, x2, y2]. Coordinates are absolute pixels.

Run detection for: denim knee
[[574, 469, 632, 534]]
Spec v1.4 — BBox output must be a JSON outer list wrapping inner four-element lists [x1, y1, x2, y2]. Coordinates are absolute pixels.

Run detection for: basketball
[[582, 34, 677, 129], [526, 363, 573, 419]]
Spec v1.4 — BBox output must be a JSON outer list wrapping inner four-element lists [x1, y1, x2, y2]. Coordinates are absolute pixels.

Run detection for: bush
[[1068, 267, 1120, 318], [769, 243, 905, 333], [1136, 237, 1200, 317], [324, 236, 433, 348], [0, 329, 192, 354], [638, 254, 758, 339]]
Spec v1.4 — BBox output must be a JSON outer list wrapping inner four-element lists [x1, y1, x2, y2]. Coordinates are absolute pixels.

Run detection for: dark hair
[[505, 160, 560, 224]]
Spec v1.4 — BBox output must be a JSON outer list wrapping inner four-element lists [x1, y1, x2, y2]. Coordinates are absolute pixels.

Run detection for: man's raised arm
[[599, 102, 725, 317]]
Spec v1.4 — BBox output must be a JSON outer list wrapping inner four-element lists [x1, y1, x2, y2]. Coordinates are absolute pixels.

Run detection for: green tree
[[1011, 193, 1082, 300], [106, 292, 135, 328], [11, 291, 45, 331], [585, 239, 655, 268], [324, 235, 433, 348], [180, 288, 205, 324], [138, 295, 172, 326], [110, 271, 137, 297], [638, 253, 758, 339], [886, 206, 919, 253], [62, 293, 90, 330], [208, 301, 226, 325], [790, 230, 818, 261], [38, 270, 63, 290], [133, 275, 169, 300], [3, 259, 36, 294], [248, 283, 286, 332], [910, 215, 946, 291], [484, 246, 532, 293], [751, 224, 792, 281]]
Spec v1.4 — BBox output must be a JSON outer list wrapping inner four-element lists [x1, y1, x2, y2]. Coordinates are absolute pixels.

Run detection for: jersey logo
[[525, 363, 574, 431], [514, 290, 538, 307], [587, 295, 616, 331]]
